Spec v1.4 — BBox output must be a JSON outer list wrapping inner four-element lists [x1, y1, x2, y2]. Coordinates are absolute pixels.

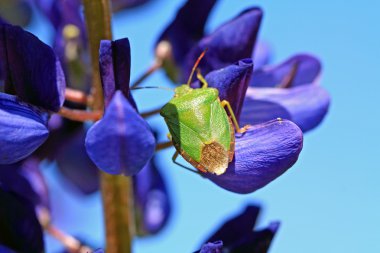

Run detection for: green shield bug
[[160, 50, 250, 175]]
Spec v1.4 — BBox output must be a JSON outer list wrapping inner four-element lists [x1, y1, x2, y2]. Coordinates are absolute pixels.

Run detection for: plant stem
[[65, 88, 92, 105], [82, 1, 134, 252], [58, 107, 102, 122], [100, 172, 135, 253], [45, 225, 92, 253], [82, 0, 112, 111]]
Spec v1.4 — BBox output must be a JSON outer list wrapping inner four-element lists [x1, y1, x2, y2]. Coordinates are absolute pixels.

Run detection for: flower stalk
[[82, 0, 134, 252]]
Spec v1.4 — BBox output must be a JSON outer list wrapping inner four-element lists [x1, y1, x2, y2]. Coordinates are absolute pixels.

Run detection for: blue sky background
[[27, 0, 380, 252]]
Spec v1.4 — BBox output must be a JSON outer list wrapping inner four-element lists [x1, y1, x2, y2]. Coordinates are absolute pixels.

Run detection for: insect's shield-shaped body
[[160, 85, 235, 175]]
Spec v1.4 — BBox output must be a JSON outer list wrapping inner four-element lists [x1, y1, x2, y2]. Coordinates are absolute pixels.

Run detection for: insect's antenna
[[186, 48, 208, 86], [131, 86, 174, 92]]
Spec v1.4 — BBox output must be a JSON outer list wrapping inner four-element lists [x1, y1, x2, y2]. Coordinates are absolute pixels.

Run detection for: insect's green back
[[160, 85, 232, 174]]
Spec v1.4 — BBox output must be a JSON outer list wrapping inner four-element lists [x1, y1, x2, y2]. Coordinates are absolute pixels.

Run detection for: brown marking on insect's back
[[171, 117, 235, 175], [173, 143, 207, 173], [199, 142, 229, 175]]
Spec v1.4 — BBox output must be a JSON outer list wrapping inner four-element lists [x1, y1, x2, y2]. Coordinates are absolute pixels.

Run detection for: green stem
[[100, 172, 134, 253], [82, 1, 134, 252], [83, 0, 112, 110]]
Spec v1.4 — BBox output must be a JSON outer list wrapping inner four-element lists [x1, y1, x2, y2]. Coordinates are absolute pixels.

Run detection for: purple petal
[[42, 0, 88, 90], [0, 93, 49, 164], [35, 0, 83, 31], [99, 38, 135, 108], [51, 0, 84, 30], [251, 54, 321, 88], [133, 157, 171, 235], [56, 128, 100, 194], [0, 23, 66, 111], [93, 249, 104, 253], [157, 0, 217, 66], [253, 41, 272, 69], [33, 0, 56, 27], [206, 119, 303, 194], [241, 85, 330, 132], [183, 7, 262, 83], [33, 116, 83, 161], [0, 158, 50, 213], [85, 91, 155, 176], [198, 241, 223, 253], [0, 245, 16, 253], [0, 186, 44, 253], [232, 221, 280, 253], [193, 59, 253, 120], [204, 205, 260, 245], [240, 99, 292, 126], [201, 205, 279, 252]]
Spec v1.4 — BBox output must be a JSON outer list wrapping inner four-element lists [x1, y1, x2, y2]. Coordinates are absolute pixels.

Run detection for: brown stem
[[65, 88, 93, 105], [45, 224, 92, 253], [131, 60, 162, 89], [58, 107, 102, 122], [156, 141, 173, 151]]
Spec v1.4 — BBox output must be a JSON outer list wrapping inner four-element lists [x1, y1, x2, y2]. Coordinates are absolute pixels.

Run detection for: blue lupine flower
[[0, 23, 66, 164], [241, 54, 330, 132], [98, 39, 135, 107], [196, 205, 279, 253], [85, 38, 155, 176], [156, 0, 216, 81], [33, 0, 89, 90], [192, 58, 253, 122], [198, 241, 223, 253], [206, 119, 303, 194], [55, 126, 100, 194], [0, 23, 66, 112], [133, 156, 171, 235], [86, 91, 155, 176], [191, 59, 303, 193], [253, 41, 272, 69], [0, 184, 44, 253], [0, 94, 49, 164], [156, 1, 262, 83], [183, 7, 262, 83], [38, 113, 171, 233], [0, 158, 50, 214], [0, 245, 17, 253]]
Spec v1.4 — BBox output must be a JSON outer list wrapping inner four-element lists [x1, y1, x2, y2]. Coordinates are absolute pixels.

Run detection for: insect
[[160, 50, 250, 175]]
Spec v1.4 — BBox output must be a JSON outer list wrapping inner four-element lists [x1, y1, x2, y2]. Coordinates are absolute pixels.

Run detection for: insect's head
[[174, 84, 193, 98], [171, 49, 208, 98]]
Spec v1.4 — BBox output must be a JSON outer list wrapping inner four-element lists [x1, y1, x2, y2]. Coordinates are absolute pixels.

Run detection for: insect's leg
[[156, 141, 173, 151], [172, 151, 203, 176], [196, 68, 208, 88], [220, 100, 250, 134]]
